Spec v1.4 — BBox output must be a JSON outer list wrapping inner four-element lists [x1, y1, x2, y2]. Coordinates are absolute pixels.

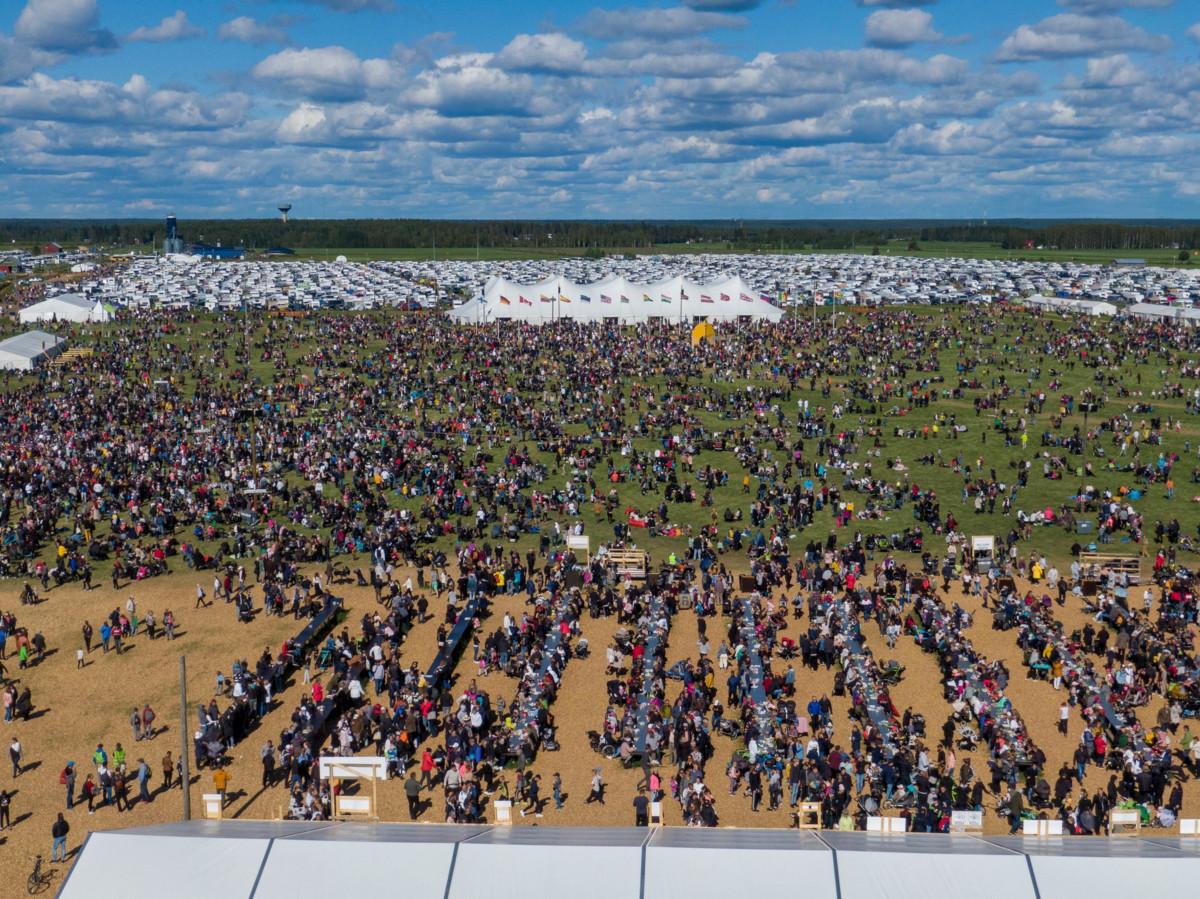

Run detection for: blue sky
[[1, 0, 1199, 219]]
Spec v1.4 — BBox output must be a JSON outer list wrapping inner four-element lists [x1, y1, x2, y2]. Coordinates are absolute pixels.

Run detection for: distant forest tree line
[[2, 218, 1199, 253]]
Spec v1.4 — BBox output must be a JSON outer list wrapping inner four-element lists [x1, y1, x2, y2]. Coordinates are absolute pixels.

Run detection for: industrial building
[[162, 214, 245, 259], [163, 215, 186, 255]]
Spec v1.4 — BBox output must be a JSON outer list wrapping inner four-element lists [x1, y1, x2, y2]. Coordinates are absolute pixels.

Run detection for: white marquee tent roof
[[1125, 301, 1200, 323], [1022, 294, 1118, 316], [18, 293, 110, 324], [58, 821, 1200, 899], [449, 274, 784, 324], [0, 329, 66, 370]]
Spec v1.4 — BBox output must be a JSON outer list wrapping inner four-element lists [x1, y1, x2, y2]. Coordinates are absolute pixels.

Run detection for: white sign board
[[334, 795, 373, 816], [319, 756, 388, 781], [866, 816, 907, 834], [494, 800, 513, 825], [1023, 819, 1063, 836], [950, 810, 983, 833], [567, 535, 590, 552], [1180, 819, 1199, 836], [201, 793, 223, 820]]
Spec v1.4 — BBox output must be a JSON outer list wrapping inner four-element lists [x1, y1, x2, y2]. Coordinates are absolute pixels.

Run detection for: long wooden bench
[[606, 548, 649, 580], [1079, 552, 1142, 585]]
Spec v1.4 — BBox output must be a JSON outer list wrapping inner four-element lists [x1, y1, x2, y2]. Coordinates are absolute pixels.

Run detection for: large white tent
[[18, 293, 110, 324], [0, 329, 66, 370], [1022, 294, 1117, 316], [449, 274, 785, 325], [1125, 301, 1200, 324], [59, 821, 1200, 899]]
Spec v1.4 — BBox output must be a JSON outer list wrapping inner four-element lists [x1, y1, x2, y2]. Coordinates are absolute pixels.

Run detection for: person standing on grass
[[261, 740, 276, 788], [142, 703, 156, 739], [137, 759, 151, 804], [521, 773, 540, 817], [51, 813, 69, 863], [553, 772, 563, 810], [405, 773, 422, 820], [633, 788, 649, 826], [161, 751, 173, 791], [586, 767, 605, 805], [9, 736, 22, 778], [113, 767, 128, 812], [0, 788, 11, 830], [63, 762, 77, 809], [213, 765, 230, 806], [130, 707, 142, 742], [81, 773, 96, 813], [81, 620, 93, 654]]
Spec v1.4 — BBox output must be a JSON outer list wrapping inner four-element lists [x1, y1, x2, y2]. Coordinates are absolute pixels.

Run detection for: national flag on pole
[[700, 294, 714, 303], [540, 294, 552, 303], [519, 296, 532, 305], [761, 294, 772, 302], [499, 296, 511, 306], [740, 292, 753, 303], [601, 294, 613, 304], [643, 294, 653, 302], [559, 293, 571, 304], [580, 294, 591, 303], [621, 295, 630, 303], [720, 293, 731, 302], [660, 293, 671, 303]]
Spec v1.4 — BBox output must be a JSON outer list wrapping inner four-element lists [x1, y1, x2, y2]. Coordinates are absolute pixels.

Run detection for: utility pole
[[180, 655, 191, 821]]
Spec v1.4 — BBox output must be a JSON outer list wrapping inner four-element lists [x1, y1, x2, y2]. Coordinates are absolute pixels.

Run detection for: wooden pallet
[[606, 548, 649, 580], [1079, 552, 1142, 584]]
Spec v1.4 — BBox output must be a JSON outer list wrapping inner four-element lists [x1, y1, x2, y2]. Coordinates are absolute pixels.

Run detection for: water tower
[[278, 203, 292, 223]]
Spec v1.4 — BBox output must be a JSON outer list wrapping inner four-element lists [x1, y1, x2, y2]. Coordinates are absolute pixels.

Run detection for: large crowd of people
[[2, 302, 1200, 848]]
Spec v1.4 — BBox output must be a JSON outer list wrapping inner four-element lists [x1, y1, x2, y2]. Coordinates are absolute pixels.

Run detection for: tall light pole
[[180, 655, 191, 821]]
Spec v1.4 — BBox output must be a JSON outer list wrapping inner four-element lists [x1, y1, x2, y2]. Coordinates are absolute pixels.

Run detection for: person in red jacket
[[419, 749, 435, 789]]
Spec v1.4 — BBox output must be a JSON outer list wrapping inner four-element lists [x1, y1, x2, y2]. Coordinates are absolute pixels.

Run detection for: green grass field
[[7, 305, 1197, 581]]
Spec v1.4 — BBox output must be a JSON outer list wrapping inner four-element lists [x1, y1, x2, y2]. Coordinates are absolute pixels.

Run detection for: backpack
[[59, 767, 69, 785]]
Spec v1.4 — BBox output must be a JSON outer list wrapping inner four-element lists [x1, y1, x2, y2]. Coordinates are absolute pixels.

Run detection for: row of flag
[[497, 291, 765, 305]]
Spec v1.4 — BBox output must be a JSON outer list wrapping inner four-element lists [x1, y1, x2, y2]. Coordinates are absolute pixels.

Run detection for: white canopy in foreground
[[448, 273, 784, 324], [59, 821, 1200, 899], [18, 293, 110, 324]]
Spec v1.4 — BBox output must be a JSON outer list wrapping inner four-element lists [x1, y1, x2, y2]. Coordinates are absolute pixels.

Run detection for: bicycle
[[27, 855, 54, 895]]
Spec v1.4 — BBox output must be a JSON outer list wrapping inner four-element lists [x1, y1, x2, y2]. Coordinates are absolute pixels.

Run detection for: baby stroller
[[956, 724, 979, 751], [879, 660, 905, 685]]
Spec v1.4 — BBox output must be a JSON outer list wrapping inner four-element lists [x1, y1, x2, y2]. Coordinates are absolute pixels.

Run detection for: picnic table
[[733, 597, 775, 756], [632, 591, 670, 758], [507, 594, 574, 758]]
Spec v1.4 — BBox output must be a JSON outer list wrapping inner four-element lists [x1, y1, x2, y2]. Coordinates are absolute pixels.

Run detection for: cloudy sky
[[2, 0, 1199, 219]]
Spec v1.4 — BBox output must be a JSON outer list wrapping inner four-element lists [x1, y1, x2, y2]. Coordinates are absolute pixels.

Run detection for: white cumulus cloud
[[219, 16, 289, 46], [13, 0, 116, 53], [128, 11, 204, 43], [865, 9, 942, 48], [996, 14, 1169, 62]]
